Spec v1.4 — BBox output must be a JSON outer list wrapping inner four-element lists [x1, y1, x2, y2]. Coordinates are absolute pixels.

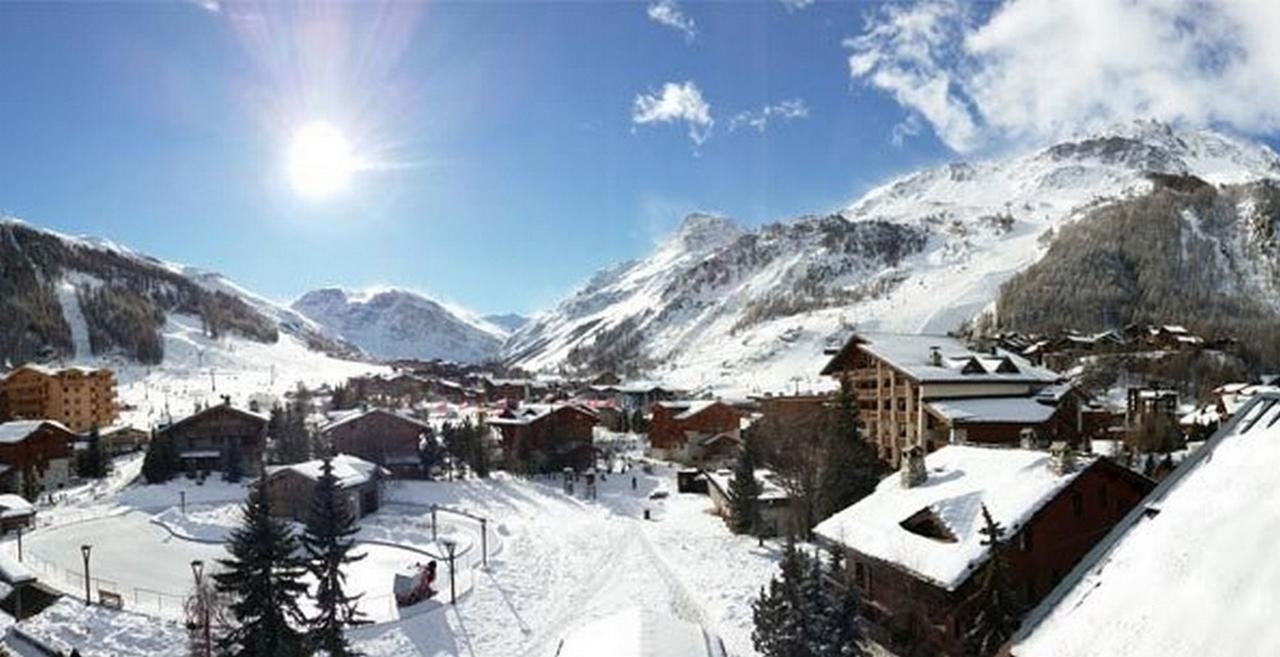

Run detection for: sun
[[286, 121, 357, 199]]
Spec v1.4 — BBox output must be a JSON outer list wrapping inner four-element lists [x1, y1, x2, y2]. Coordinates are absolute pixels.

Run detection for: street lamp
[[441, 539, 457, 605], [80, 544, 92, 605], [191, 559, 211, 657]]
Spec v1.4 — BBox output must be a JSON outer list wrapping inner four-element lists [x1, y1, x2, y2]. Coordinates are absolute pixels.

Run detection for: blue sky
[[2, 1, 1279, 316], [0, 1, 949, 315]]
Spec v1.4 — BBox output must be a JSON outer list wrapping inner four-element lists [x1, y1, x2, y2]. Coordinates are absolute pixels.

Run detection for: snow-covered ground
[[4, 464, 787, 657]]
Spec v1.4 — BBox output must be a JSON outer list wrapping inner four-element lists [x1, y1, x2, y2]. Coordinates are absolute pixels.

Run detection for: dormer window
[[900, 507, 958, 543], [960, 358, 986, 375], [995, 357, 1021, 374]]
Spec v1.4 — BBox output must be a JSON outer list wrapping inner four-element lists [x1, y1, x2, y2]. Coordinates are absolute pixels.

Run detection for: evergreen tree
[[963, 505, 1023, 657], [727, 434, 762, 535], [77, 428, 109, 479], [142, 433, 175, 484], [301, 457, 368, 656], [752, 538, 814, 657], [418, 426, 441, 479], [817, 376, 885, 521], [214, 479, 309, 657], [814, 547, 865, 657]]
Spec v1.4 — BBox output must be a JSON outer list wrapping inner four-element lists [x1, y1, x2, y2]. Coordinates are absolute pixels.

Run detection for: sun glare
[[286, 121, 356, 200]]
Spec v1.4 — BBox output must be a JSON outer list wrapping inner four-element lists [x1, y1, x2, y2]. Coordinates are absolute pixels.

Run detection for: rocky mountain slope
[[504, 121, 1280, 394], [292, 287, 506, 363]]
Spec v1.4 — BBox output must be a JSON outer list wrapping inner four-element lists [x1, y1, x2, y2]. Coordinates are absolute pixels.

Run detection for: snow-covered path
[[8, 467, 784, 657]]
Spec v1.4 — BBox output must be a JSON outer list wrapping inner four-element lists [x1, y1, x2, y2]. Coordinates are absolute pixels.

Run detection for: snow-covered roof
[[0, 494, 34, 519], [1013, 394, 1280, 657], [0, 551, 35, 586], [927, 397, 1058, 424], [823, 333, 1060, 384], [319, 407, 430, 434], [656, 400, 726, 421], [814, 445, 1091, 590], [705, 468, 789, 502], [265, 454, 386, 488], [557, 607, 727, 657], [0, 420, 72, 444], [488, 403, 597, 426]]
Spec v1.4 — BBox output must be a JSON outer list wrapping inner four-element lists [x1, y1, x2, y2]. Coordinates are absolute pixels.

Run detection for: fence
[[15, 550, 190, 620]]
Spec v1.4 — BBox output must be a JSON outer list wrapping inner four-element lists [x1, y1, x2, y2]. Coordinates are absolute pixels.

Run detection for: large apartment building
[[821, 333, 1067, 465], [0, 364, 119, 432]]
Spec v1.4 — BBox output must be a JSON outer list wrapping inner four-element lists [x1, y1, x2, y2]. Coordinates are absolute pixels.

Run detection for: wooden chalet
[[0, 420, 76, 495], [159, 403, 268, 476], [319, 408, 432, 478], [821, 333, 1065, 466], [815, 445, 1153, 657], [489, 403, 597, 472], [648, 400, 743, 467]]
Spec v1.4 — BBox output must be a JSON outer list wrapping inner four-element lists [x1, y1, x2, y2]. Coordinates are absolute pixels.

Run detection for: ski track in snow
[[55, 279, 92, 360]]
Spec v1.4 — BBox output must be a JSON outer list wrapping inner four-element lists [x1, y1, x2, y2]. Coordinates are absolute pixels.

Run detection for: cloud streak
[[647, 0, 697, 42], [847, 0, 1280, 152], [728, 99, 810, 133], [633, 81, 714, 146]]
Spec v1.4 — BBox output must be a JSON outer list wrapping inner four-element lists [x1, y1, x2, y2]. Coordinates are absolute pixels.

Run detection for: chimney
[[1049, 441, 1076, 476], [1019, 427, 1039, 450], [900, 445, 927, 488], [929, 346, 943, 367]]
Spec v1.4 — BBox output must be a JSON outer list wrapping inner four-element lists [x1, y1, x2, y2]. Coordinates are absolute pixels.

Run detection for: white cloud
[[728, 99, 810, 133], [633, 81, 714, 146], [647, 0, 697, 42], [778, 0, 814, 11], [846, 0, 1280, 152]]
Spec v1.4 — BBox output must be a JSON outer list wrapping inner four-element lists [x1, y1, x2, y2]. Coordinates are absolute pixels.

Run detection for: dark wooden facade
[[0, 421, 76, 494], [649, 401, 742, 451], [159, 404, 267, 476], [843, 461, 1152, 657], [491, 405, 597, 472], [320, 409, 430, 478]]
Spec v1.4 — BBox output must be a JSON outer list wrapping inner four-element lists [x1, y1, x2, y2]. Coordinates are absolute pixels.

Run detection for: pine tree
[[223, 437, 244, 483], [214, 478, 309, 657], [469, 418, 491, 479], [78, 427, 109, 479], [142, 433, 175, 484], [814, 547, 865, 657], [963, 505, 1023, 657], [418, 426, 441, 479], [301, 457, 368, 657], [752, 538, 814, 657], [817, 376, 885, 521], [727, 434, 762, 535]]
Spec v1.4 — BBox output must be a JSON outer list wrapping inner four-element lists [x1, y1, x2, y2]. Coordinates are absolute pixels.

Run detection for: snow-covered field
[[4, 464, 785, 657]]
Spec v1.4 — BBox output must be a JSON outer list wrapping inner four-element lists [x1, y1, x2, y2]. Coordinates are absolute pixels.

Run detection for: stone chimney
[[1049, 441, 1076, 476], [1019, 427, 1039, 450], [900, 445, 927, 488], [928, 346, 943, 367]]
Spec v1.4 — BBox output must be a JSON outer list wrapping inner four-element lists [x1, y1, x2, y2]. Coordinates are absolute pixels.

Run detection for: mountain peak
[[669, 213, 743, 252]]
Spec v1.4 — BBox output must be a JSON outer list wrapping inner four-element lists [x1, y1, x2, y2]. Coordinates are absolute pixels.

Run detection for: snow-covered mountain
[[504, 120, 1280, 394], [292, 287, 506, 363], [484, 313, 529, 334], [0, 218, 384, 428]]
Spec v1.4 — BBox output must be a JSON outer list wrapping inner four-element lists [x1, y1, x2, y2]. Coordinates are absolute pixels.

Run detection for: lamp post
[[80, 544, 92, 605], [192, 559, 211, 657], [181, 490, 186, 515], [16, 525, 22, 563], [441, 539, 457, 605]]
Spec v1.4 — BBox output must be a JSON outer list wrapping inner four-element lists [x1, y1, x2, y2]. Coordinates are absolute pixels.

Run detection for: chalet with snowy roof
[[814, 444, 1152, 657], [704, 468, 792, 537], [1125, 384, 1179, 427], [0, 420, 76, 495], [589, 381, 675, 412], [648, 400, 742, 467], [158, 402, 267, 476], [319, 408, 432, 478], [1012, 393, 1280, 657], [489, 403, 597, 472], [97, 424, 150, 456], [821, 333, 1066, 465], [264, 454, 388, 523], [0, 494, 35, 533]]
